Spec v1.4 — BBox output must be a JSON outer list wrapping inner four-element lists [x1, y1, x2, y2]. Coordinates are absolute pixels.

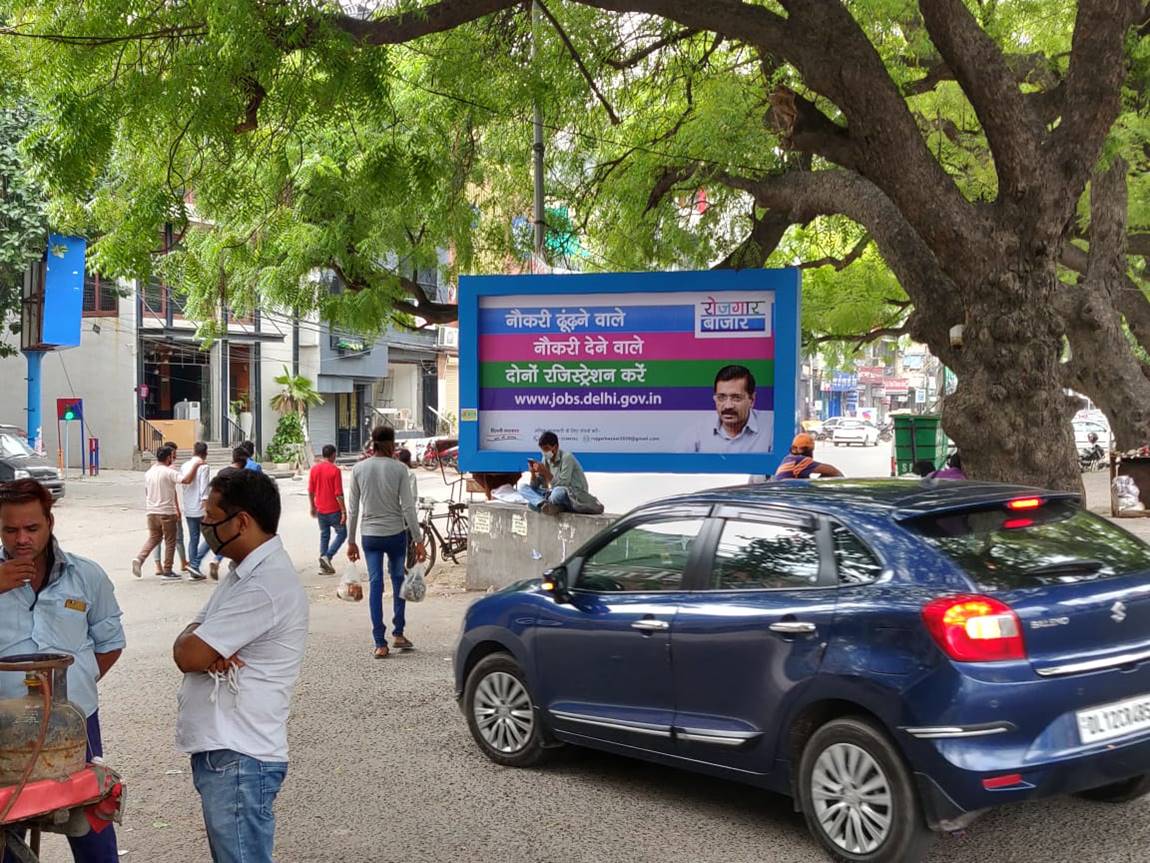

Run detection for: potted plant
[[270, 367, 324, 468], [265, 412, 305, 472]]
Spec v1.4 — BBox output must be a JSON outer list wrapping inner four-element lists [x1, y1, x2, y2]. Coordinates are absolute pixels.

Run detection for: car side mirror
[[540, 566, 572, 603]]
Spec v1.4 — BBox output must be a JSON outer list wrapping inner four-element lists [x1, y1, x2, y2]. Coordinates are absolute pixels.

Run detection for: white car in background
[[832, 419, 880, 447], [1073, 419, 1112, 452]]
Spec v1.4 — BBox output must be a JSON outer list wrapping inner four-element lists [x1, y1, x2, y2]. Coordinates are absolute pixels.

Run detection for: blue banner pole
[[23, 350, 43, 451]]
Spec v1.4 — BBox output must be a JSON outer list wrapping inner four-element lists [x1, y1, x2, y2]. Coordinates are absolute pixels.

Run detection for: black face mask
[[201, 512, 241, 555]]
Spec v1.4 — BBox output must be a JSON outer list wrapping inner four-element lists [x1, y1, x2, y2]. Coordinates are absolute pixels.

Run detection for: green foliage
[[265, 411, 304, 465], [270, 366, 322, 416], [0, 101, 47, 356]]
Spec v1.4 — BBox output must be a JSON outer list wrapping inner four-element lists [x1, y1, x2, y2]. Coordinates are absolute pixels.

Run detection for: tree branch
[[807, 323, 910, 349], [1042, 0, 1141, 228], [918, 0, 1041, 197], [328, 0, 521, 45], [604, 26, 701, 69], [536, 0, 620, 125], [712, 209, 798, 270], [769, 87, 859, 171], [798, 234, 871, 270], [233, 77, 267, 134]]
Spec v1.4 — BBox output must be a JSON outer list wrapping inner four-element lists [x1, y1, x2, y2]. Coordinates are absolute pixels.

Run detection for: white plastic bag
[[337, 565, 363, 602], [1114, 476, 1145, 512], [401, 562, 427, 602]]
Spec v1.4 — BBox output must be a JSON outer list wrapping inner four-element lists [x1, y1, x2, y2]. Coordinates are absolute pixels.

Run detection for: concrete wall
[[0, 290, 138, 469], [466, 502, 616, 591]]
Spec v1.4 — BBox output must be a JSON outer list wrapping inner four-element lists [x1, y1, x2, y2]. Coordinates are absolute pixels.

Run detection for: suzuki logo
[[1111, 601, 1128, 623]]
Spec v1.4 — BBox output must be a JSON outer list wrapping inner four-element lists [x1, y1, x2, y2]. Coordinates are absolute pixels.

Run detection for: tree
[[0, 101, 47, 356], [270, 365, 322, 467], [3, 0, 1148, 488]]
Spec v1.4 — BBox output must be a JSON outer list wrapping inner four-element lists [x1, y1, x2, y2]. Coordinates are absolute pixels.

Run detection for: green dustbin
[[892, 415, 950, 476]]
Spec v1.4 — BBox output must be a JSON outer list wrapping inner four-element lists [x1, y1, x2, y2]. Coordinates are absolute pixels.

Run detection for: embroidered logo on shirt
[[64, 598, 87, 612]]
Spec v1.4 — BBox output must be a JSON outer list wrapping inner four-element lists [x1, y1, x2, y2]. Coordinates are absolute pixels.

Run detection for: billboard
[[459, 269, 800, 474], [42, 234, 85, 348]]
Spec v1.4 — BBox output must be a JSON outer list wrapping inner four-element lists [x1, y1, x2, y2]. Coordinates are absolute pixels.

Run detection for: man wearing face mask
[[173, 470, 308, 863], [0, 479, 124, 862], [519, 431, 603, 515]]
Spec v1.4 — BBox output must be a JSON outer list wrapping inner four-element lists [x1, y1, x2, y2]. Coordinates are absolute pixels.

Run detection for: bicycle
[[415, 497, 469, 577]]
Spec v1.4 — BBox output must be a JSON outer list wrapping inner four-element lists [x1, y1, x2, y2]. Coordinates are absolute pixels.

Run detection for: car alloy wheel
[[473, 670, 535, 754], [811, 742, 892, 855]]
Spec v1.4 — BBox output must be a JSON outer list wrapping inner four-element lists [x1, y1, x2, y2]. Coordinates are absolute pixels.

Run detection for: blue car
[[454, 480, 1150, 862]]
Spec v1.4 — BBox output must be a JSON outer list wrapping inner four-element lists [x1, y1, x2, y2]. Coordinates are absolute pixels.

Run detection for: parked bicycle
[[414, 496, 469, 577]]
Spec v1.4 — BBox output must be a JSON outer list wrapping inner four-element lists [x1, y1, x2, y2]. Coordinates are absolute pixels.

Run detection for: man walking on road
[[0, 479, 125, 862], [153, 441, 188, 575], [196, 447, 248, 581], [173, 470, 308, 863], [346, 426, 422, 658], [133, 445, 182, 580], [181, 442, 210, 579], [308, 444, 346, 574]]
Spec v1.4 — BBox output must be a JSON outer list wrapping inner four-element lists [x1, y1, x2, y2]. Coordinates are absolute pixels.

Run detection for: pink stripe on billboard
[[479, 333, 774, 363]]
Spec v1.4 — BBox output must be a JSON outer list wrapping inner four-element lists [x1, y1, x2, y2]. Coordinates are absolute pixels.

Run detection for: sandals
[[373, 646, 390, 659]]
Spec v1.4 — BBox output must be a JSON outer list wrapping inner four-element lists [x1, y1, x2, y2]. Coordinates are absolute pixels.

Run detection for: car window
[[710, 520, 821, 590], [0, 434, 32, 459], [907, 500, 1150, 590], [832, 525, 884, 585], [577, 519, 706, 592]]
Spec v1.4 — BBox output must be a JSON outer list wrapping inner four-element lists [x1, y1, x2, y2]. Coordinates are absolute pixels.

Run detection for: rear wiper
[[1024, 559, 1105, 578]]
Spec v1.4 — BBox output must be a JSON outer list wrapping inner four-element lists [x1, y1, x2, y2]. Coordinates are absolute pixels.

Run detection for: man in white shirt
[[173, 469, 308, 863], [685, 364, 773, 454], [180, 442, 210, 580], [131, 445, 182, 580]]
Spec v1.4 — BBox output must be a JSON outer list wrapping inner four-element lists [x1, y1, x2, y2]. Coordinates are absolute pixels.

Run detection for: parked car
[[0, 425, 64, 499], [456, 480, 1150, 863], [832, 418, 880, 446], [817, 416, 846, 440]]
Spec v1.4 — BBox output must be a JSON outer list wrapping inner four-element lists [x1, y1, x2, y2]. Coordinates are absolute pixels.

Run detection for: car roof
[[637, 479, 1080, 522]]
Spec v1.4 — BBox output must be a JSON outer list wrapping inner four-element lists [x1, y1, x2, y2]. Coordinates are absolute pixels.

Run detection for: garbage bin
[[893, 415, 950, 476]]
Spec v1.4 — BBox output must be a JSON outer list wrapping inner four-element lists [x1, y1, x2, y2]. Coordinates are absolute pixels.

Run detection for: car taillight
[[922, 595, 1026, 662]]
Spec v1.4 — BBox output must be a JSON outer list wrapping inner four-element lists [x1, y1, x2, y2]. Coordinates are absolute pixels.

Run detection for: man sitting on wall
[[519, 432, 603, 516]]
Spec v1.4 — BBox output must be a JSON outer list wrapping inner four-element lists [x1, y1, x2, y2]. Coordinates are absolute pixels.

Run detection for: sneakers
[[188, 565, 206, 581], [160, 571, 183, 581], [209, 561, 220, 581], [131, 559, 142, 578], [319, 556, 335, 574]]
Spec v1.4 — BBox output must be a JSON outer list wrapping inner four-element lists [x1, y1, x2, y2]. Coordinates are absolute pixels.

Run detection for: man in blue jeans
[[308, 444, 346, 573], [0, 479, 125, 863], [345, 426, 424, 658], [173, 470, 308, 863], [179, 441, 210, 579]]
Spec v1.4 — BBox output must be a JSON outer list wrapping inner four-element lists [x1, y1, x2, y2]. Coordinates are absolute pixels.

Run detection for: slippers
[[373, 646, 390, 659]]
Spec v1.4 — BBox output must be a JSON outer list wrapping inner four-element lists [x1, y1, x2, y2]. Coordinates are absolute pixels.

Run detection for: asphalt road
[[29, 453, 1150, 862]]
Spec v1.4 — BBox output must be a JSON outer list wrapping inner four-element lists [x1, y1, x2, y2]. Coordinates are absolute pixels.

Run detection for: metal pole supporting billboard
[[23, 350, 42, 451], [531, 1, 545, 260]]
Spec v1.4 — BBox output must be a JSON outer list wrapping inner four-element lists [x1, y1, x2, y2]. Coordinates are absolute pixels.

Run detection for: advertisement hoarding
[[459, 269, 800, 474]]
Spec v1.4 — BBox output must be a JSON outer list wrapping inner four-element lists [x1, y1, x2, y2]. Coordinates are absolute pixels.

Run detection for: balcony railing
[[138, 418, 164, 455]]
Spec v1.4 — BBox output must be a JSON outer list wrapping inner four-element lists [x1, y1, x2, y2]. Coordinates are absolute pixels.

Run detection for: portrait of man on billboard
[[685, 364, 772, 453]]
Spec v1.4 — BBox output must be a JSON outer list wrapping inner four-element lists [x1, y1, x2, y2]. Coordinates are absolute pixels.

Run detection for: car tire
[[798, 717, 935, 863], [464, 653, 552, 769], [1076, 774, 1150, 803]]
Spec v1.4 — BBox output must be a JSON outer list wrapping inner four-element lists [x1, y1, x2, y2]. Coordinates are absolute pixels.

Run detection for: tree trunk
[[939, 259, 1084, 493]]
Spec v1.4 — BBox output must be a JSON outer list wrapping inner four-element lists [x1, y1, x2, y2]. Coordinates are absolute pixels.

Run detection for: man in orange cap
[[771, 433, 844, 480]]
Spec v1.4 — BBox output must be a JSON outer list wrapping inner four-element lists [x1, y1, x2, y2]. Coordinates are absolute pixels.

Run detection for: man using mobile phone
[[519, 432, 603, 516]]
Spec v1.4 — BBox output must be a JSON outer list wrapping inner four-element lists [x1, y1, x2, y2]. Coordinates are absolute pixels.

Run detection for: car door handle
[[769, 621, 817, 634], [631, 620, 670, 632]]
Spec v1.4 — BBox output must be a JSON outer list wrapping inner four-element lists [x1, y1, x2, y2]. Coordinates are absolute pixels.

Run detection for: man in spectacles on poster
[[686, 364, 772, 453]]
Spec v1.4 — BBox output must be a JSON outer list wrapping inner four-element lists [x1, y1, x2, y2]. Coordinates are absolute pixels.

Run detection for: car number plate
[[1077, 694, 1150, 744]]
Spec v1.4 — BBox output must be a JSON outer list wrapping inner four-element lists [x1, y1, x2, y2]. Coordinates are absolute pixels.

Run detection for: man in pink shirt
[[131, 445, 183, 579]]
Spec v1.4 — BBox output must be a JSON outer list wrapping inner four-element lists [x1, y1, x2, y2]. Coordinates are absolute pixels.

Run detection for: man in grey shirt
[[346, 426, 422, 658]]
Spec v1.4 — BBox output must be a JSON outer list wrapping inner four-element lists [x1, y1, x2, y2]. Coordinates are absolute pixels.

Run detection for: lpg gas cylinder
[[0, 653, 87, 785]]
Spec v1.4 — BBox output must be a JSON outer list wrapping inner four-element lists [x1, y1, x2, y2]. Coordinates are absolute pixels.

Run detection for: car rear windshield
[[906, 500, 1150, 590]]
